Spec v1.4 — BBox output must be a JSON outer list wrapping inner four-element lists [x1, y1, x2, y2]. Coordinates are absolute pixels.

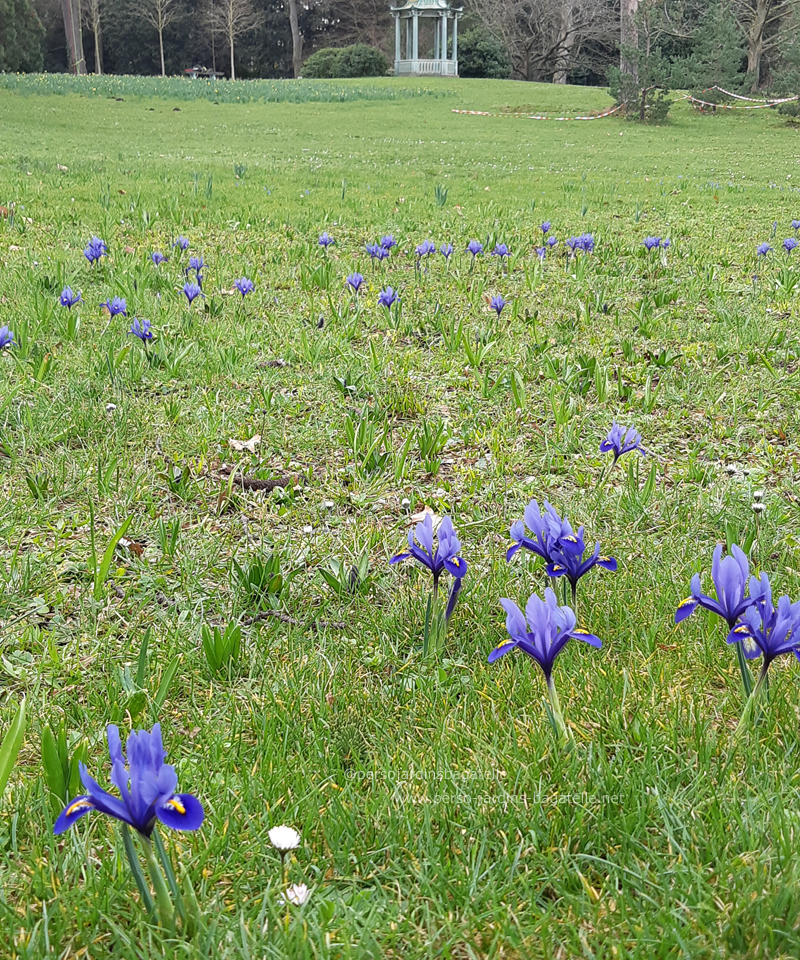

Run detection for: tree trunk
[[93, 7, 103, 75], [61, 0, 86, 74], [620, 0, 639, 77], [552, 2, 576, 84], [747, 0, 770, 90], [230, 25, 235, 80], [159, 27, 165, 76], [288, 0, 303, 78]]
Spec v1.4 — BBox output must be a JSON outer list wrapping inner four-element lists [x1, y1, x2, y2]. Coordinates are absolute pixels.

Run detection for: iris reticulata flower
[[600, 422, 646, 464], [347, 272, 364, 292], [84, 236, 108, 264], [490, 294, 508, 316], [102, 296, 127, 317], [60, 287, 82, 309], [378, 287, 399, 308], [129, 318, 153, 341], [0, 325, 15, 349], [234, 277, 254, 297]]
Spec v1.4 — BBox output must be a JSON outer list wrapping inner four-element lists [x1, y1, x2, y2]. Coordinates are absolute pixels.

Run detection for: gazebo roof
[[390, 0, 460, 12]]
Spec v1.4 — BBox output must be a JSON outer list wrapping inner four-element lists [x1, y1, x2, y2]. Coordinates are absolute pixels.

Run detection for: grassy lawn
[[2, 76, 800, 958]]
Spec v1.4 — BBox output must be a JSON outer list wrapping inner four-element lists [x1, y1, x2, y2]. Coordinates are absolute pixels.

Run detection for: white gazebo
[[390, 0, 462, 77]]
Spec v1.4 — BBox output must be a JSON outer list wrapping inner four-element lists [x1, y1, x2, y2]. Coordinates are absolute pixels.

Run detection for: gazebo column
[[434, 20, 439, 60], [442, 14, 447, 64], [412, 11, 419, 63], [394, 15, 401, 66], [452, 14, 458, 63]]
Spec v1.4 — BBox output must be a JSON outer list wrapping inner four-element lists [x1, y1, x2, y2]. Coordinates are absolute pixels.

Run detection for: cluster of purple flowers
[[643, 237, 670, 251], [84, 236, 108, 265], [566, 234, 595, 253]]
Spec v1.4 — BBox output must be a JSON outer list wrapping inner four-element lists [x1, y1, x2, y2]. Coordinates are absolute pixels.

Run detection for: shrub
[[303, 44, 389, 80], [457, 28, 511, 80]]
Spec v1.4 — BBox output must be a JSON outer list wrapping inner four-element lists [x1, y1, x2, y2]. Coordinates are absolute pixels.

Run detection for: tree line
[[1, 0, 798, 95]]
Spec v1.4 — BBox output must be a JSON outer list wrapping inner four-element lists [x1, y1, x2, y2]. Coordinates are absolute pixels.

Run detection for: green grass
[[2, 75, 800, 959]]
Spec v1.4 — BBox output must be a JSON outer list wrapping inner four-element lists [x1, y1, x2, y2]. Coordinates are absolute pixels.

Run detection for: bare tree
[[82, 0, 103, 74], [209, 0, 262, 80], [288, 0, 303, 78], [60, 0, 86, 73], [139, 0, 183, 77], [733, 0, 797, 88], [479, 0, 617, 83], [621, 0, 639, 74]]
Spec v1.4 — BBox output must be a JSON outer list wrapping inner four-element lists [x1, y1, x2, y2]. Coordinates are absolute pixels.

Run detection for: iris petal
[[155, 793, 205, 831]]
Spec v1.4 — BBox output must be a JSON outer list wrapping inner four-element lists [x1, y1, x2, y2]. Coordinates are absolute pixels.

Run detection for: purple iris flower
[[415, 240, 436, 259], [490, 294, 508, 316], [234, 277, 254, 297], [129, 318, 154, 341], [663, 239, 671, 249], [757, 242, 772, 256], [186, 256, 204, 275], [380, 235, 397, 251], [0, 325, 15, 350], [59, 286, 83, 309], [580, 233, 595, 252], [347, 272, 364, 292], [390, 514, 468, 589], [150, 252, 167, 267], [507, 499, 582, 564], [547, 236, 558, 248], [547, 529, 617, 600], [54, 724, 203, 839], [727, 573, 800, 667], [675, 544, 752, 630], [318, 232, 335, 248], [378, 287, 399, 308], [540, 222, 551, 234], [783, 237, 798, 254], [440, 243, 453, 260], [173, 236, 189, 251], [792, 220, 800, 231], [535, 247, 547, 260], [83, 236, 108, 264], [643, 237, 662, 251], [367, 243, 388, 261], [467, 240, 483, 257], [183, 282, 203, 304], [102, 296, 127, 318], [600, 422, 646, 463], [489, 588, 600, 677], [491, 243, 509, 258]]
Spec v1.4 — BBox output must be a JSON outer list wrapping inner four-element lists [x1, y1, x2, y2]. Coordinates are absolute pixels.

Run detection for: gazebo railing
[[395, 59, 458, 76]]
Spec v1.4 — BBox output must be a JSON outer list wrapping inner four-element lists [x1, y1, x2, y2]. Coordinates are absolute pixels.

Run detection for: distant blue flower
[[535, 247, 547, 260], [347, 272, 364, 292], [183, 282, 203, 304], [579, 233, 595, 252], [83, 236, 108, 264], [415, 239, 436, 258], [792, 220, 800, 231], [440, 243, 453, 259], [234, 277, 254, 297], [59, 286, 82, 309], [675, 544, 753, 630], [380, 235, 397, 250], [467, 240, 483, 257], [540, 222, 551, 234], [546, 236, 558, 248], [102, 296, 127, 317], [757, 242, 772, 256], [783, 237, 798, 254], [662, 239, 671, 248], [186, 256, 204, 275], [390, 514, 467, 586], [318, 232, 335, 248], [600, 422, 646, 463], [54, 724, 204, 839], [366, 243, 388, 261], [643, 237, 662, 251], [727, 573, 800, 666], [490, 294, 508, 316], [489, 589, 600, 677], [129, 317, 153, 341], [378, 287, 399, 308], [150, 252, 167, 266], [173, 236, 189, 250], [0, 325, 15, 350], [491, 243, 509, 258]]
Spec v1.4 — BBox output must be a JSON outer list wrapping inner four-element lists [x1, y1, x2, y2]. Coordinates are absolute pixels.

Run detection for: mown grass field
[[2, 76, 800, 959]]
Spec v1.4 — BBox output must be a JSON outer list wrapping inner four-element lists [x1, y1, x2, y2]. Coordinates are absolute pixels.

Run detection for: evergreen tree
[[0, 0, 45, 71], [672, 0, 747, 95]]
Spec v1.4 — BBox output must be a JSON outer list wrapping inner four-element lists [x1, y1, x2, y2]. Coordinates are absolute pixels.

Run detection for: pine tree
[[674, 0, 747, 96], [0, 0, 45, 71]]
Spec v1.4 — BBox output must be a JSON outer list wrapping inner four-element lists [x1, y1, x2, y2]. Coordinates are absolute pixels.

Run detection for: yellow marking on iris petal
[[599, 556, 612, 562], [552, 565, 565, 572], [677, 597, 694, 608], [563, 535, 578, 543], [67, 799, 94, 817], [573, 628, 590, 635], [165, 797, 186, 815], [734, 625, 749, 634]]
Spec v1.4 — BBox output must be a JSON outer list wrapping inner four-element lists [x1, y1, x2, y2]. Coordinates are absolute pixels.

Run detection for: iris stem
[[142, 835, 175, 929], [546, 676, 572, 746], [121, 825, 155, 920], [734, 662, 770, 741], [734, 640, 754, 698]]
